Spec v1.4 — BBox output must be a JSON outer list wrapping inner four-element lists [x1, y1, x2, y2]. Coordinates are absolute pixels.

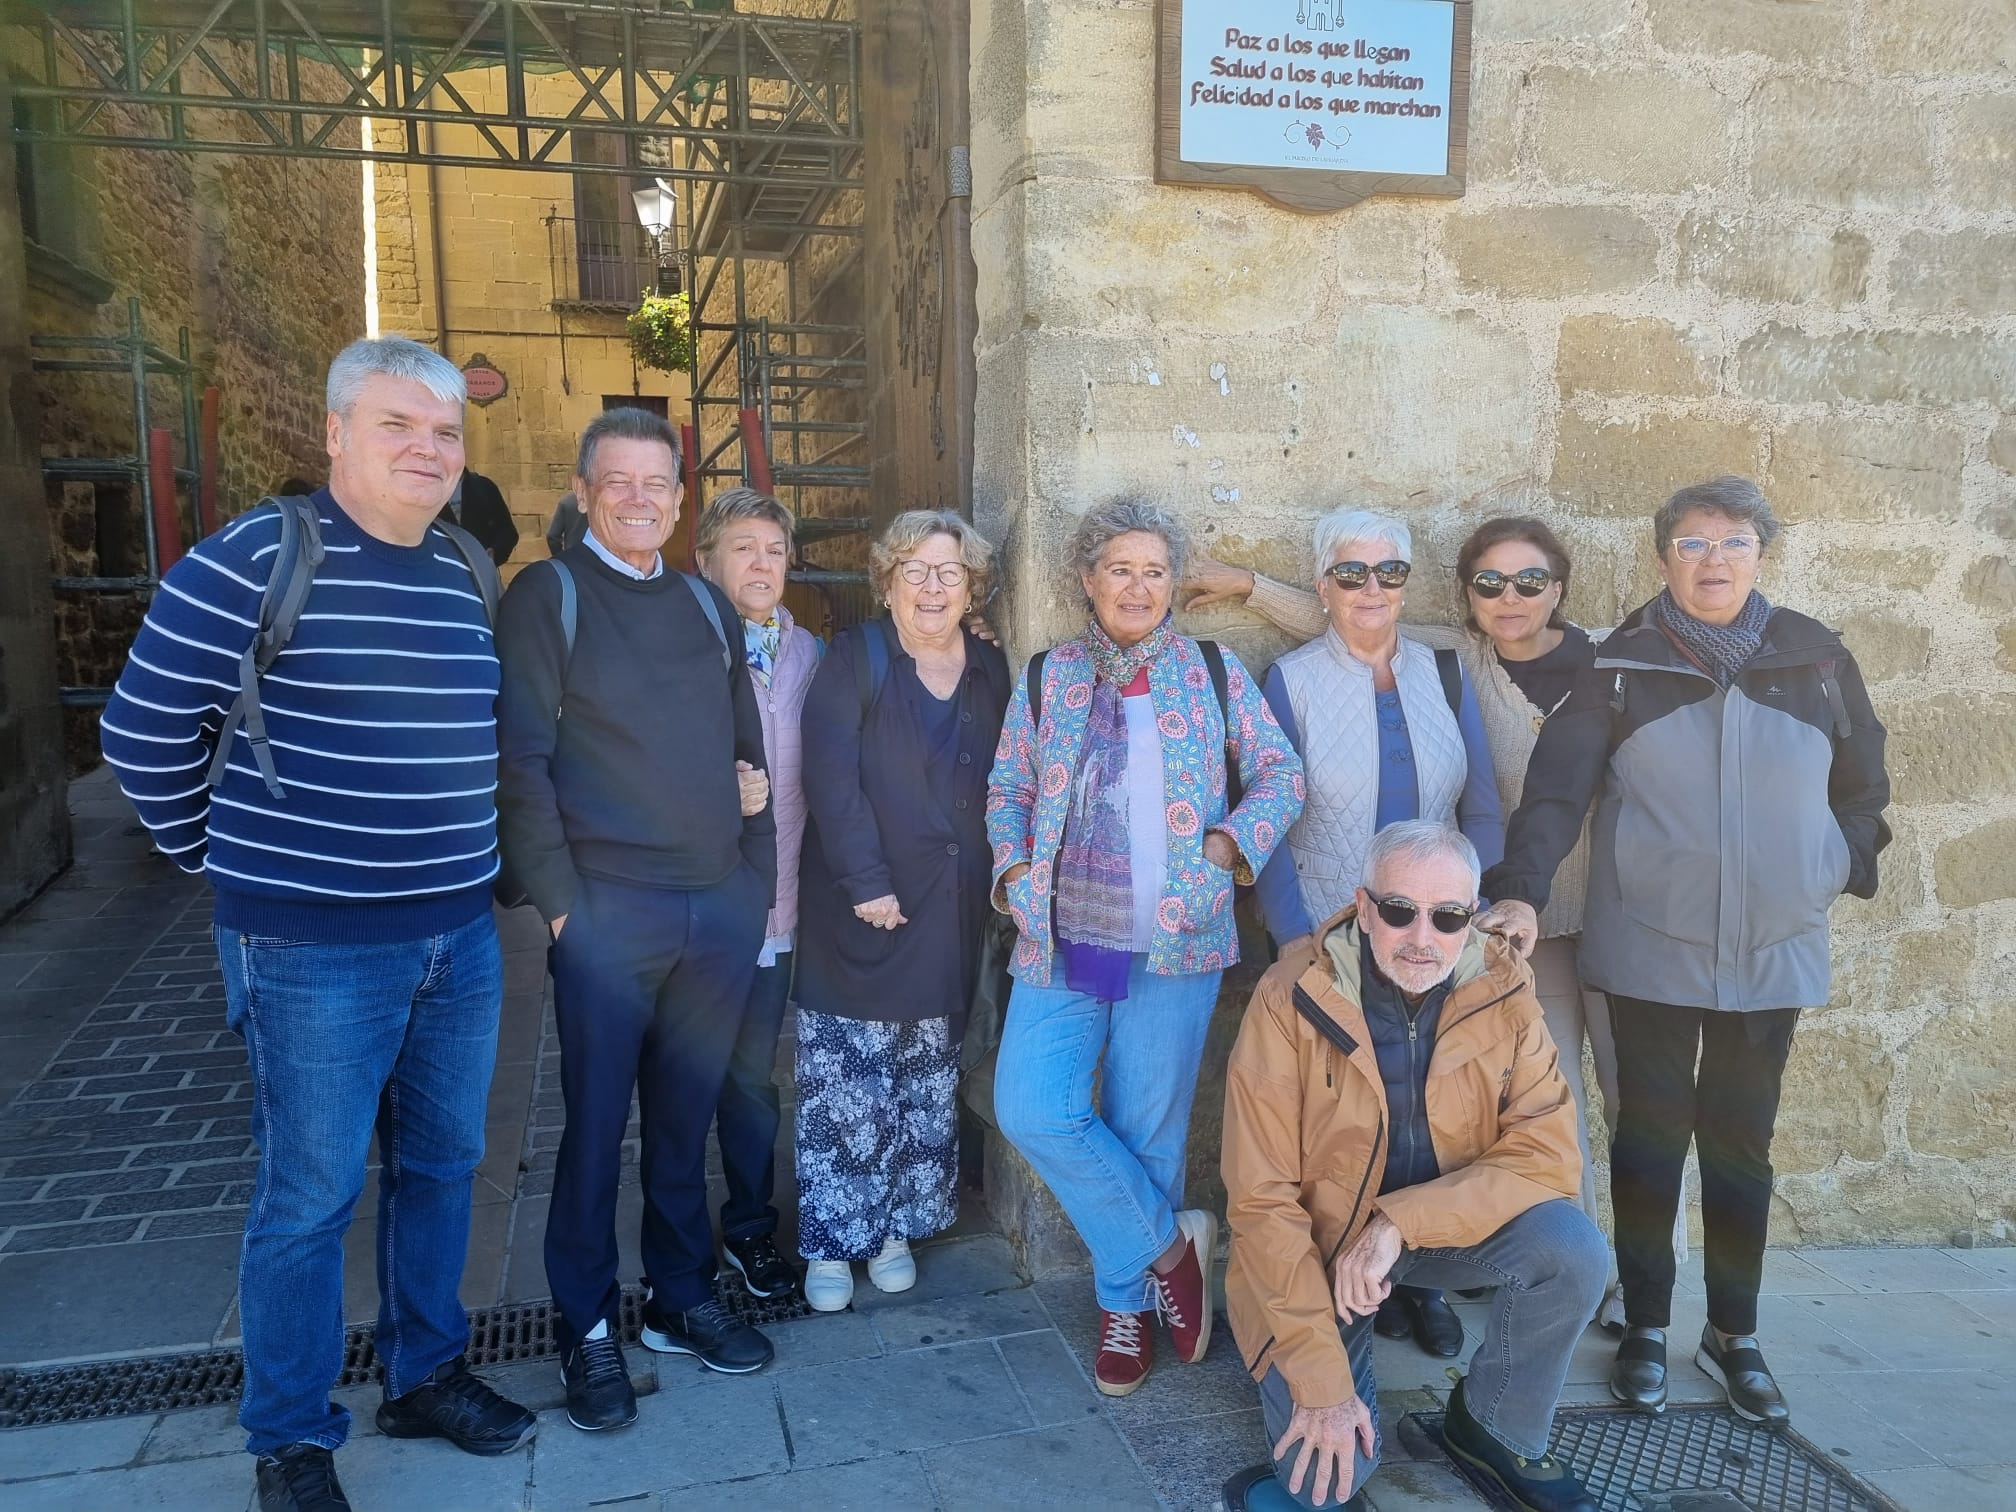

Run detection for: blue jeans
[[217, 913, 502, 1455], [1257, 1200, 1610, 1507], [993, 956, 1222, 1312], [717, 954, 793, 1243]]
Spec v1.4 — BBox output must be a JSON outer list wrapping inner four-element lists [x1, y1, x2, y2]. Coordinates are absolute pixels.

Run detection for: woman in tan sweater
[[1188, 514, 1685, 1328]]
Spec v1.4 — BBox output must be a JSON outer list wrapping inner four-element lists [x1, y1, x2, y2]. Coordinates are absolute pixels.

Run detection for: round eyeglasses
[[895, 560, 969, 588]]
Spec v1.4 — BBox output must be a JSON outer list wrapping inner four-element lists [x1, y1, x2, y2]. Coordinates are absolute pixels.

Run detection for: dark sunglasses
[[1469, 567, 1555, 600], [1372, 895, 1475, 934], [1325, 559, 1410, 590]]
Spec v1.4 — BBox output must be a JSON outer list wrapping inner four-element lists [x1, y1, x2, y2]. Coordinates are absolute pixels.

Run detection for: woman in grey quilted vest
[[1248, 507, 1504, 1362], [1190, 515, 1685, 1330]]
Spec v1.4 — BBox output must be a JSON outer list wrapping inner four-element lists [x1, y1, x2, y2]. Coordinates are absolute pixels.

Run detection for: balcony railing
[[546, 215, 680, 311]]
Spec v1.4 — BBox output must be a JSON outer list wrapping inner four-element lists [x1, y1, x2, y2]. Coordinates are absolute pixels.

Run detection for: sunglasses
[[1671, 535, 1758, 564], [1469, 567, 1555, 600], [1371, 895, 1475, 934], [1325, 559, 1411, 590]]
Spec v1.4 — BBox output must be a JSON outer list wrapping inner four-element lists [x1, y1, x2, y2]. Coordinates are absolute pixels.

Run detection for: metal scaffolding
[[9, 0, 874, 613]]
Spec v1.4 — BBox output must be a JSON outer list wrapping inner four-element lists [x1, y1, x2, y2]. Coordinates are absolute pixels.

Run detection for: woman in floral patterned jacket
[[987, 499, 1304, 1399]]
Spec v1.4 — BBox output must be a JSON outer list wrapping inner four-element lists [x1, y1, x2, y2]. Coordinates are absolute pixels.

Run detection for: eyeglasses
[[1371, 895, 1475, 935], [1671, 535, 1758, 564], [1325, 559, 1410, 590], [895, 559, 969, 589], [1469, 567, 1555, 600]]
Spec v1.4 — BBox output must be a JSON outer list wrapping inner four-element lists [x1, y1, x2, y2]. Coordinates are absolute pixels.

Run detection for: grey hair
[[1653, 476, 1780, 557], [696, 487, 795, 559], [325, 337, 465, 415], [1360, 820, 1482, 898], [1312, 508, 1412, 581], [1067, 498, 1191, 595], [870, 508, 997, 606], [577, 406, 682, 483]]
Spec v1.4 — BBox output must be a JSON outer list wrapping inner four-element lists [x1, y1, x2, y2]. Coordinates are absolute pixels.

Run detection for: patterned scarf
[[743, 613, 782, 687], [1654, 588, 1772, 688], [1053, 614, 1177, 1002]]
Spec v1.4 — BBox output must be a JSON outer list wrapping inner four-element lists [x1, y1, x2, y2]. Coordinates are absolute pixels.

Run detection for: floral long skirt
[[793, 1008, 960, 1263]]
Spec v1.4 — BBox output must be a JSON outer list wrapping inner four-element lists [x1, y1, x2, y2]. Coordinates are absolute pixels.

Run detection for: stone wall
[[968, 0, 2016, 1247], [20, 44, 366, 771]]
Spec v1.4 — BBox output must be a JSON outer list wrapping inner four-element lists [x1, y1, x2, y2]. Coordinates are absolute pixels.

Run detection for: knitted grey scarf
[[1654, 588, 1772, 688]]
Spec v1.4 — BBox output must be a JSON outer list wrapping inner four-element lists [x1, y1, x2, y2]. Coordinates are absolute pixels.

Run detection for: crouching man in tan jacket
[[1221, 820, 1606, 1512]]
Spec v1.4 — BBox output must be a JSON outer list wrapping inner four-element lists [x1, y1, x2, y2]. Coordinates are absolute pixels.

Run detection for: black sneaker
[[641, 1293, 774, 1373], [724, 1233, 801, 1299], [375, 1354, 536, 1455], [1441, 1377, 1595, 1512], [1695, 1325, 1791, 1428], [255, 1444, 351, 1512], [561, 1331, 638, 1432]]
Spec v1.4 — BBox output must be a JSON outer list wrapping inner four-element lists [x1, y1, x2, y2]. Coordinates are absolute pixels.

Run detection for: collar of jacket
[[1288, 907, 1532, 1091], [1597, 599, 1847, 678]]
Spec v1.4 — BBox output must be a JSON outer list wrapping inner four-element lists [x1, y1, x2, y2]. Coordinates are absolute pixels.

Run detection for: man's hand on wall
[[1332, 1210, 1403, 1322], [1183, 556, 1257, 612], [1273, 1395, 1377, 1507]]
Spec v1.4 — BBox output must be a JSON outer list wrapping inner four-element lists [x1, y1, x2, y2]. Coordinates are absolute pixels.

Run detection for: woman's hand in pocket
[[853, 894, 909, 930]]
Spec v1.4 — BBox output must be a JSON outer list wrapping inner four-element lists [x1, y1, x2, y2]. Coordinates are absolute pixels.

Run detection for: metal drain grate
[[1411, 1406, 1905, 1512], [0, 1274, 812, 1428]]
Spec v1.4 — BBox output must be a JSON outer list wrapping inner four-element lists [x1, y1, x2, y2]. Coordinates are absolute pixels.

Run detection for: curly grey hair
[[1067, 499, 1191, 600], [1653, 476, 1780, 557], [870, 509, 996, 606]]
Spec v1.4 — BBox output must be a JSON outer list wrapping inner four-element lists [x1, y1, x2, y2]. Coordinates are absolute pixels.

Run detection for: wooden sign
[[461, 354, 509, 406], [1156, 0, 1472, 213]]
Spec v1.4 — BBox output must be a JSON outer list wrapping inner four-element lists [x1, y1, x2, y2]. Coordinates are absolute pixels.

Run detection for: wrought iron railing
[[546, 215, 679, 310]]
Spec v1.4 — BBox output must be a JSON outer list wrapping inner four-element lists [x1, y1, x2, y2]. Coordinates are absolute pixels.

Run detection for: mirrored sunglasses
[[1469, 567, 1555, 600], [1326, 559, 1410, 590]]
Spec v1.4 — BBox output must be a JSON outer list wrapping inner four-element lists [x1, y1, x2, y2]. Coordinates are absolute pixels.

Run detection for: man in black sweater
[[495, 407, 777, 1433]]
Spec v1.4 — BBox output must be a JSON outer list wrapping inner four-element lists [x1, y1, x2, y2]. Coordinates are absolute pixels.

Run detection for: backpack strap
[[679, 571, 734, 673], [548, 559, 577, 660], [1434, 647, 1463, 720], [1027, 648, 1051, 730], [1816, 657, 1852, 740], [209, 496, 324, 799], [855, 618, 893, 717], [433, 519, 501, 627], [1197, 639, 1245, 811]]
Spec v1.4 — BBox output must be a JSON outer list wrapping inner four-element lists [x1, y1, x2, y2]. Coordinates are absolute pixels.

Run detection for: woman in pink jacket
[[696, 489, 822, 1303]]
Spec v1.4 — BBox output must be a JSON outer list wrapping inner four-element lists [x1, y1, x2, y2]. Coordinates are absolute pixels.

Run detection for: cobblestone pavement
[[3, 773, 2013, 1511]]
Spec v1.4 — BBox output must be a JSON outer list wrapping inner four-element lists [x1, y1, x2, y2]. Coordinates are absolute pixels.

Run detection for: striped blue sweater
[[102, 490, 500, 943]]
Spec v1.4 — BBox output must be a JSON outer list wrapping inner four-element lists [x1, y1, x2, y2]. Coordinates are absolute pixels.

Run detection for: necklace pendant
[[1533, 713, 1547, 735]]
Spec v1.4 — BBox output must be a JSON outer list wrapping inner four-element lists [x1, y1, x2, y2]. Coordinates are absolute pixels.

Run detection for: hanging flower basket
[[627, 290, 694, 375]]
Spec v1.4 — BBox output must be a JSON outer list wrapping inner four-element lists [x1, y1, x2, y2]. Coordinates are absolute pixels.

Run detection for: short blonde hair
[[870, 509, 996, 606], [696, 487, 795, 560]]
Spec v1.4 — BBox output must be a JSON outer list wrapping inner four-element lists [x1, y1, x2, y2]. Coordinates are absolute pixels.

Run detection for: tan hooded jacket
[[1222, 907, 1584, 1410]]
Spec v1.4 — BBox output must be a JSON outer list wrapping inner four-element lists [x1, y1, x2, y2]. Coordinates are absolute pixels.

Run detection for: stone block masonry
[[969, 0, 2016, 1247]]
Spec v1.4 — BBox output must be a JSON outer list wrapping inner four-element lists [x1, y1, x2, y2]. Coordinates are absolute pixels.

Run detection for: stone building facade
[[968, 0, 2016, 1246]]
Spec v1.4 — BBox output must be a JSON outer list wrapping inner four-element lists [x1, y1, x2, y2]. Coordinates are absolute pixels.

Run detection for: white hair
[[1361, 820, 1481, 897], [326, 337, 465, 416], [1312, 508, 1412, 581]]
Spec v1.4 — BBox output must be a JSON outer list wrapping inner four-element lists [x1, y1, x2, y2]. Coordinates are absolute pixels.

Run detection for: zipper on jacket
[[1323, 1109, 1384, 1268]]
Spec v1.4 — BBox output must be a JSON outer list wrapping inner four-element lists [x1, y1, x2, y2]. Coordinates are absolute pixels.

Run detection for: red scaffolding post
[[148, 427, 184, 572]]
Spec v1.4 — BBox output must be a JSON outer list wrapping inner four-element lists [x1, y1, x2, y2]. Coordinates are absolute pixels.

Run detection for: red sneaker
[[1153, 1209, 1218, 1365], [1094, 1309, 1152, 1396]]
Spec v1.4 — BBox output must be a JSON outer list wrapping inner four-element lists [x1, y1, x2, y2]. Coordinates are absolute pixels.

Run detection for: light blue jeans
[[993, 956, 1222, 1312]]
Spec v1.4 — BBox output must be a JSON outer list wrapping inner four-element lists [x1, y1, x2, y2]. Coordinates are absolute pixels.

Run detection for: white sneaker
[[866, 1237, 916, 1293], [804, 1259, 854, 1312]]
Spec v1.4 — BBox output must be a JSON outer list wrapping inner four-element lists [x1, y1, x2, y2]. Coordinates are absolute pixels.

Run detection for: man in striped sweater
[[103, 338, 534, 1512]]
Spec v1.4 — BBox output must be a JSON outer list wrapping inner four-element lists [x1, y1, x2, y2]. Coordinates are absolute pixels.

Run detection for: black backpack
[[207, 495, 502, 800]]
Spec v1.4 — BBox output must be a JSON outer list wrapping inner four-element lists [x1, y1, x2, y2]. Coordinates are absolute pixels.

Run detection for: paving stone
[[0, 1198, 89, 1226], [1855, 1369, 2016, 1467], [44, 1168, 168, 1198], [1868, 1462, 2016, 1512], [0, 1231, 241, 1361], [996, 1330, 1103, 1428], [924, 1418, 1162, 1512], [1798, 1289, 2014, 1370], [142, 1209, 248, 1240], [0, 1453, 254, 1512], [74, 1073, 188, 1098], [0, 1415, 155, 1479], [4, 1217, 142, 1251], [1945, 1247, 2016, 1284], [137, 1405, 244, 1465], [326, 1432, 531, 1512], [96, 1183, 232, 1217], [1769, 1374, 1942, 1472], [121, 1085, 232, 1112], [763, 1309, 885, 1372], [1803, 1246, 2009, 1294], [849, 1234, 1023, 1311], [1, 1149, 128, 1178], [657, 1453, 942, 1512], [0, 1177, 47, 1201], [779, 1340, 1033, 1466], [527, 1370, 784, 1503], [1120, 1405, 1270, 1512], [1363, 1460, 1492, 1510], [870, 1286, 1049, 1353]]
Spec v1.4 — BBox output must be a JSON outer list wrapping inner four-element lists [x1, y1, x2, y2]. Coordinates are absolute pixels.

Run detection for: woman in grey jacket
[[1477, 478, 1891, 1429]]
